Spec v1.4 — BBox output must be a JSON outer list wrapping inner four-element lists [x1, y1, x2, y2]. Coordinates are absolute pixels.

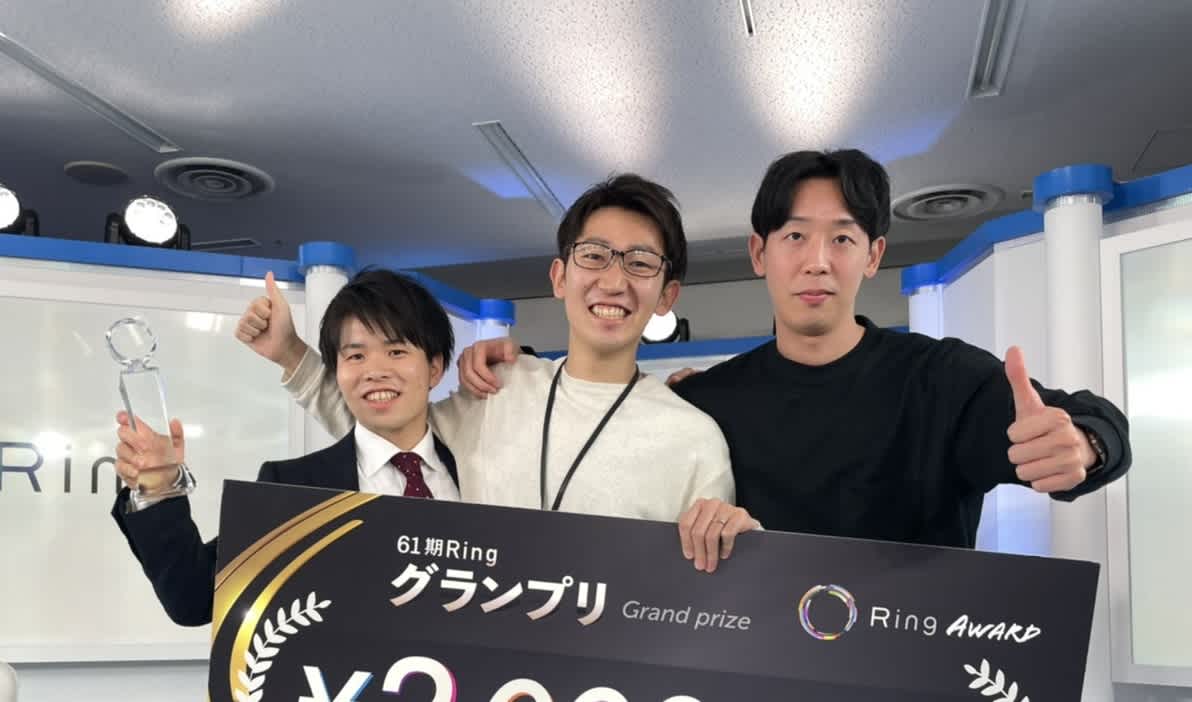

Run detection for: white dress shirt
[[353, 422, 460, 501]]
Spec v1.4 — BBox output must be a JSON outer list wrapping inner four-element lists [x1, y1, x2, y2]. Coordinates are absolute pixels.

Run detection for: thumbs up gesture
[[235, 271, 308, 374], [1004, 346, 1098, 493]]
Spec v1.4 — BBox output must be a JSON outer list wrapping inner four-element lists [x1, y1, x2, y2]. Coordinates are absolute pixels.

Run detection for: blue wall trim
[[396, 271, 516, 324], [0, 233, 304, 281], [1104, 162, 1192, 213], [0, 234, 515, 322], [1032, 164, 1115, 211], [298, 241, 356, 274], [900, 210, 1043, 295], [903, 161, 1192, 295]]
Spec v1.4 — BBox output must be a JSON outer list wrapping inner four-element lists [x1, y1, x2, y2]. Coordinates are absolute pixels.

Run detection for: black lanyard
[[540, 361, 640, 511]]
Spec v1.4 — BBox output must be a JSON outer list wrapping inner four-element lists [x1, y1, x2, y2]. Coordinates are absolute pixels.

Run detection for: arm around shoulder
[[282, 347, 355, 438]]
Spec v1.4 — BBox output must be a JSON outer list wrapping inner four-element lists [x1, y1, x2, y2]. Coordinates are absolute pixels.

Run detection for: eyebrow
[[785, 216, 858, 227], [576, 237, 662, 254], [339, 338, 405, 353]]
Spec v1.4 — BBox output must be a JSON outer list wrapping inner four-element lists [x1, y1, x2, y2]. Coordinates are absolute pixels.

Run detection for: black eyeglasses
[[568, 241, 669, 279]]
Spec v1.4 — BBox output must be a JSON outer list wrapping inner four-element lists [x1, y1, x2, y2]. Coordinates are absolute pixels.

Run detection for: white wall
[[10, 661, 207, 701], [514, 267, 910, 352]]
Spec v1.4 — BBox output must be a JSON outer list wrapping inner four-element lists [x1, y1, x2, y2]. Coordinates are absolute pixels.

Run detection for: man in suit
[[111, 269, 459, 626]]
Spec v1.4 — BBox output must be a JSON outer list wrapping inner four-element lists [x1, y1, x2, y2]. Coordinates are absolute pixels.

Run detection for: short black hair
[[751, 149, 891, 242], [556, 173, 688, 283], [318, 268, 454, 375]]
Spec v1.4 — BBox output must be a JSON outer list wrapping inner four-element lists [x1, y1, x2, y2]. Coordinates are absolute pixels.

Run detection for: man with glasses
[[237, 174, 758, 569]]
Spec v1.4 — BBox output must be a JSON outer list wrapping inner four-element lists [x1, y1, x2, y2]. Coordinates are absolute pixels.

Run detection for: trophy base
[[130, 462, 197, 511]]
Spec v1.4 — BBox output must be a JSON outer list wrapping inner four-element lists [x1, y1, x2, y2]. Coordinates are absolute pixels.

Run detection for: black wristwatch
[[1082, 428, 1107, 474]]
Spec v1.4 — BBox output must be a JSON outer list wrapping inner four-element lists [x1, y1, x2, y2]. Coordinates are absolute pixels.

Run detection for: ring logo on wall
[[0, 440, 118, 494], [798, 584, 858, 641]]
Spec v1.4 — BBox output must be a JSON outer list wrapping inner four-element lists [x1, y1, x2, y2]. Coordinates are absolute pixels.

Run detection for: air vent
[[190, 237, 261, 252], [154, 157, 274, 202], [892, 185, 1003, 222]]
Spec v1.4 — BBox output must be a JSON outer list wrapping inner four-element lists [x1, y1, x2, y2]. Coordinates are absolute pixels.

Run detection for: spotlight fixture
[[642, 310, 690, 344], [0, 182, 40, 235], [104, 196, 190, 249]]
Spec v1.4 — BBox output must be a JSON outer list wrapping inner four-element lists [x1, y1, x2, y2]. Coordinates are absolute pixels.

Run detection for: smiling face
[[750, 177, 886, 338], [335, 316, 443, 449], [550, 205, 680, 359]]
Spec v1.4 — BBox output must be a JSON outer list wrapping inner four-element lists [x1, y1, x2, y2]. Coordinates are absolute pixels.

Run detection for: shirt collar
[[353, 422, 442, 478]]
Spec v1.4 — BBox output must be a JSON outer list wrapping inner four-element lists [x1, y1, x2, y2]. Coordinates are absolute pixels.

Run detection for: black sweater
[[673, 318, 1130, 548]]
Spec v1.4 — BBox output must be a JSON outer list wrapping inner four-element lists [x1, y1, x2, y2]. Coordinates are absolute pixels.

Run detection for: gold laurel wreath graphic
[[213, 491, 380, 700], [233, 592, 331, 702]]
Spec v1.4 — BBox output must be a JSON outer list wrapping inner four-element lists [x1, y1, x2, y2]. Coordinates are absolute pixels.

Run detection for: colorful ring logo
[[798, 584, 857, 641]]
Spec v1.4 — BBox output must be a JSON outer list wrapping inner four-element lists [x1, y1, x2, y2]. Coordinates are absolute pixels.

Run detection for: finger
[[235, 323, 261, 343], [265, 271, 280, 303], [470, 346, 503, 392], [265, 272, 291, 316], [1007, 407, 1070, 445], [249, 296, 272, 319], [115, 410, 129, 426], [240, 313, 268, 333], [116, 443, 142, 470], [1007, 433, 1067, 466], [688, 501, 719, 572], [1031, 470, 1086, 493], [495, 338, 519, 364], [476, 342, 506, 389], [677, 501, 700, 560], [114, 458, 138, 486], [1004, 346, 1045, 418], [666, 368, 697, 386], [117, 424, 143, 452], [704, 506, 737, 573], [718, 510, 756, 560], [1015, 450, 1084, 483], [459, 349, 497, 396], [169, 419, 186, 458]]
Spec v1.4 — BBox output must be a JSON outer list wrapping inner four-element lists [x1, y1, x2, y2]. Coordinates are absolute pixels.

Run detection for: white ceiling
[[2, 0, 1191, 298]]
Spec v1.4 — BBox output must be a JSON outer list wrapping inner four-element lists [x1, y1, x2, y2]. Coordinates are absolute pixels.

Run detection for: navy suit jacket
[[111, 430, 458, 626]]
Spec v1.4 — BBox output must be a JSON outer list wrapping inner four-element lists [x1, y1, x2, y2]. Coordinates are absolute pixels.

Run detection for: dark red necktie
[[391, 452, 434, 499]]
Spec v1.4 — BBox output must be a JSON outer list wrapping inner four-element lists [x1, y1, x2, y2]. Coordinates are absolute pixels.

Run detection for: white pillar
[[475, 318, 511, 341], [907, 284, 944, 339], [303, 264, 350, 342], [298, 243, 355, 452], [474, 298, 517, 342], [1036, 165, 1114, 701]]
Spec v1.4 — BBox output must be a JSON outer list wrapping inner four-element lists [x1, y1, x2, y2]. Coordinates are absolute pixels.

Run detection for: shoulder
[[260, 432, 354, 483], [672, 341, 771, 399], [635, 375, 728, 435], [872, 328, 1001, 376], [495, 354, 557, 386]]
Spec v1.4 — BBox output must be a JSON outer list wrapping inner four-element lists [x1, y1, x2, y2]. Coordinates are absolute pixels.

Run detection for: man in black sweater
[[456, 149, 1130, 568]]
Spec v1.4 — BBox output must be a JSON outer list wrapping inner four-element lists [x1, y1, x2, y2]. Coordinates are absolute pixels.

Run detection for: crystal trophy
[[106, 317, 195, 508]]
